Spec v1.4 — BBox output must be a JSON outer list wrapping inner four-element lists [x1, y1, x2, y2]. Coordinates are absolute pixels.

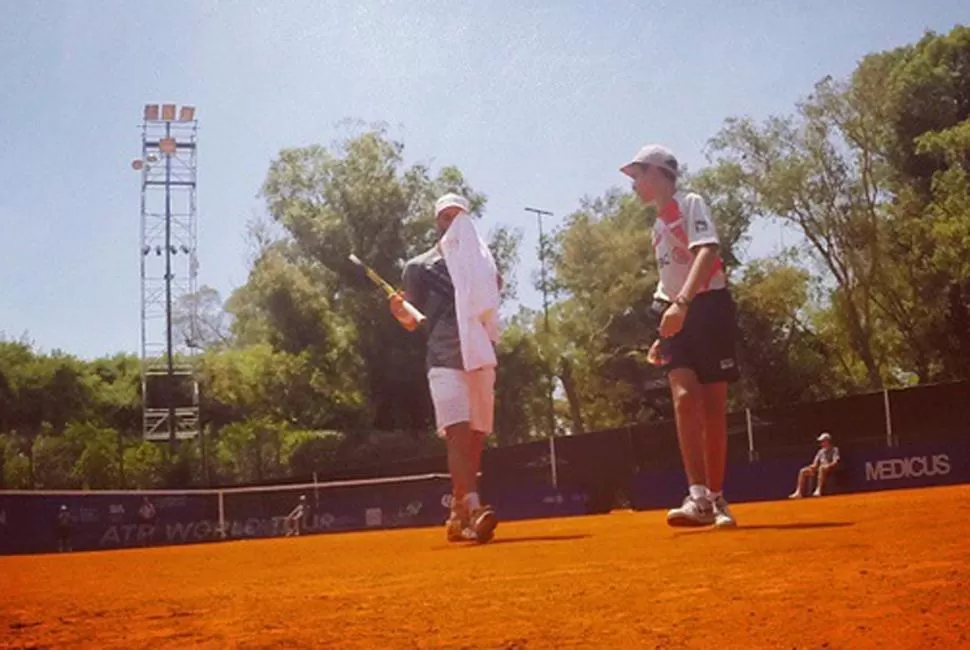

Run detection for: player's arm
[[659, 194, 722, 338], [676, 194, 722, 303], [391, 263, 426, 330], [677, 245, 720, 303], [826, 447, 841, 469]]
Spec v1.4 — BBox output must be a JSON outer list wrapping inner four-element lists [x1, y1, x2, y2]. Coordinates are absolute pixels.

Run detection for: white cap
[[817, 432, 832, 442], [620, 144, 680, 178], [434, 193, 470, 217]]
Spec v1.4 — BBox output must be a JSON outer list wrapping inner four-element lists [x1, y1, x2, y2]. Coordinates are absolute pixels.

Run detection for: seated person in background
[[790, 432, 840, 498]]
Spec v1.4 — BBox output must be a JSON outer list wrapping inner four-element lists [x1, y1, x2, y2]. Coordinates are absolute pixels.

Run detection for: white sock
[[689, 484, 709, 500], [709, 490, 722, 501], [464, 492, 481, 511]]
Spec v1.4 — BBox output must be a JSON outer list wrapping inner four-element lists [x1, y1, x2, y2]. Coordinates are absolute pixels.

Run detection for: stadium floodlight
[[131, 159, 144, 171], [161, 104, 176, 121], [179, 106, 196, 121], [144, 104, 160, 121], [159, 138, 177, 154], [146, 153, 159, 163]]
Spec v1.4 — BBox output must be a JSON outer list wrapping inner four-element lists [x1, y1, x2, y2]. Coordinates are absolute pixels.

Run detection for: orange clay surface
[[3, 485, 970, 650]]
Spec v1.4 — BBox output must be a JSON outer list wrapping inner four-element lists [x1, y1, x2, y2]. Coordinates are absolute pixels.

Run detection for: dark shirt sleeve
[[403, 262, 428, 313]]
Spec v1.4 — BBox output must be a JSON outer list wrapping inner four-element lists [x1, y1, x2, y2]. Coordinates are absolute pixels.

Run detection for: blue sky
[[1, 1, 965, 359]]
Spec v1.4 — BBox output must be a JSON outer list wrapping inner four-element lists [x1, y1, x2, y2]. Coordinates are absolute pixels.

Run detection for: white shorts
[[428, 366, 496, 436]]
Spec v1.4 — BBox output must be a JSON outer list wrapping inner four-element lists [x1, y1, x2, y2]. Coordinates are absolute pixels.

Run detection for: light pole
[[525, 207, 557, 488], [525, 207, 553, 333]]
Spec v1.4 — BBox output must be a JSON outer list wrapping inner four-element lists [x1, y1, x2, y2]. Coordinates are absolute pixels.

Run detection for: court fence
[[1, 381, 967, 555]]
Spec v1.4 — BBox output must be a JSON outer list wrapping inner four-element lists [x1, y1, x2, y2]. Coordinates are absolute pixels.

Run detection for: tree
[[876, 26, 970, 380], [122, 440, 167, 489], [173, 286, 232, 350], [70, 423, 121, 490], [88, 353, 141, 434], [704, 78, 894, 389], [493, 312, 554, 445], [236, 126, 512, 434], [1, 436, 30, 489], [282, 430, 345, 478], [545, 190, 665, 429], [215, 418, 290, 484], [197, 343, 364, 434], [32, 424, 83, 489], [732, 256, 846, 407]]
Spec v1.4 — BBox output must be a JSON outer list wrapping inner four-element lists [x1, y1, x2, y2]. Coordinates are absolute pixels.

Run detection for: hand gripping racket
[[348, 253, 427, 326]]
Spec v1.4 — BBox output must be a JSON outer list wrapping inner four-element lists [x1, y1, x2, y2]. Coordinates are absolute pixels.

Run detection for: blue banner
[[0, 478, 589, 555], [490, 486, 588, 521], [0, 492, 218, 555], [630, 441, 970, 511]]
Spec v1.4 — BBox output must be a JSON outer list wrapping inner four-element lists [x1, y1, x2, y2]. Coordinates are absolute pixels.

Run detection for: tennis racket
[[348, 253, 427, 328]]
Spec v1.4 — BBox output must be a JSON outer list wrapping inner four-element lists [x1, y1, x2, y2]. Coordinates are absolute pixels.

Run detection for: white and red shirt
[[652, 191, 726, 301]]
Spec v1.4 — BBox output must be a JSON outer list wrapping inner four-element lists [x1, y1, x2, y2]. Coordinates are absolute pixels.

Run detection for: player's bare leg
[[445, 422, 474, 541], [445, 422, 497, 543], [666, 368, 716, 527], [701, 382, 728, 493], [790, 467, 814, 498], [814, 466, 828, 497], [470, 429, 486, 479], [702, 381, 735, 527], [444, 423, 495, 542], [468, 429, 497, 541], [450, 430, 484, 514]]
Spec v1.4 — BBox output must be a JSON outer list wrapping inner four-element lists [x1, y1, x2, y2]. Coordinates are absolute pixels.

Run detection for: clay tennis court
[[3, 485, 969, 649]]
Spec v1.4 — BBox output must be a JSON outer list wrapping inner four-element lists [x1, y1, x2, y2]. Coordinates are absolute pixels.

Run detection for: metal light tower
[[135, 103, 200, 448]]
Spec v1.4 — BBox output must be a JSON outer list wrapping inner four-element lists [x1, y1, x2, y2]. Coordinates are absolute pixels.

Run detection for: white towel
[[440, 212, 501, 371]]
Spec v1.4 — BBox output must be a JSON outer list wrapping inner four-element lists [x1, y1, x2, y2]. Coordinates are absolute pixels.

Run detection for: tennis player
[[391, 193, 501, 544], [622, 144, 740, 528]]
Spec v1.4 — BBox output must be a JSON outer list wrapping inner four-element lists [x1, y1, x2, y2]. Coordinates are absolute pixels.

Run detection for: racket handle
[[402, 300, 426, 324], [390, 295, 426, 331]]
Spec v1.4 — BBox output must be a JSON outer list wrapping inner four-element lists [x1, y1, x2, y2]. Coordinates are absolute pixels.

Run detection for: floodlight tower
[[134, 104, 200, 449]]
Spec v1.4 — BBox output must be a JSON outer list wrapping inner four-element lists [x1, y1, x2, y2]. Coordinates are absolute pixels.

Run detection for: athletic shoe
[[789, 491, 803, 499], [712, 495, 737, 528], [666, 495, 716, 527], [812, 489, 822, 497], [446, 515, 466, 542], [470, 506, 498, 543]]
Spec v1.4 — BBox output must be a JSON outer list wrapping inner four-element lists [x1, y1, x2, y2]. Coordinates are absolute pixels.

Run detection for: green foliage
[[494, 312, 553, 444], [122, 440, 166, 489], [732, 257, 843, 407], [70, 423, 120, 490], [281, 430, 344, 478], [543, 191, 666, 429], [2, 444, 30, 490], [215, 418, 289, 484]]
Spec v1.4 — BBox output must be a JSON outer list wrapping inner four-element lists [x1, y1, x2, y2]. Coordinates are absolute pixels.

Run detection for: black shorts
[[652, 289, 740, 384]]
